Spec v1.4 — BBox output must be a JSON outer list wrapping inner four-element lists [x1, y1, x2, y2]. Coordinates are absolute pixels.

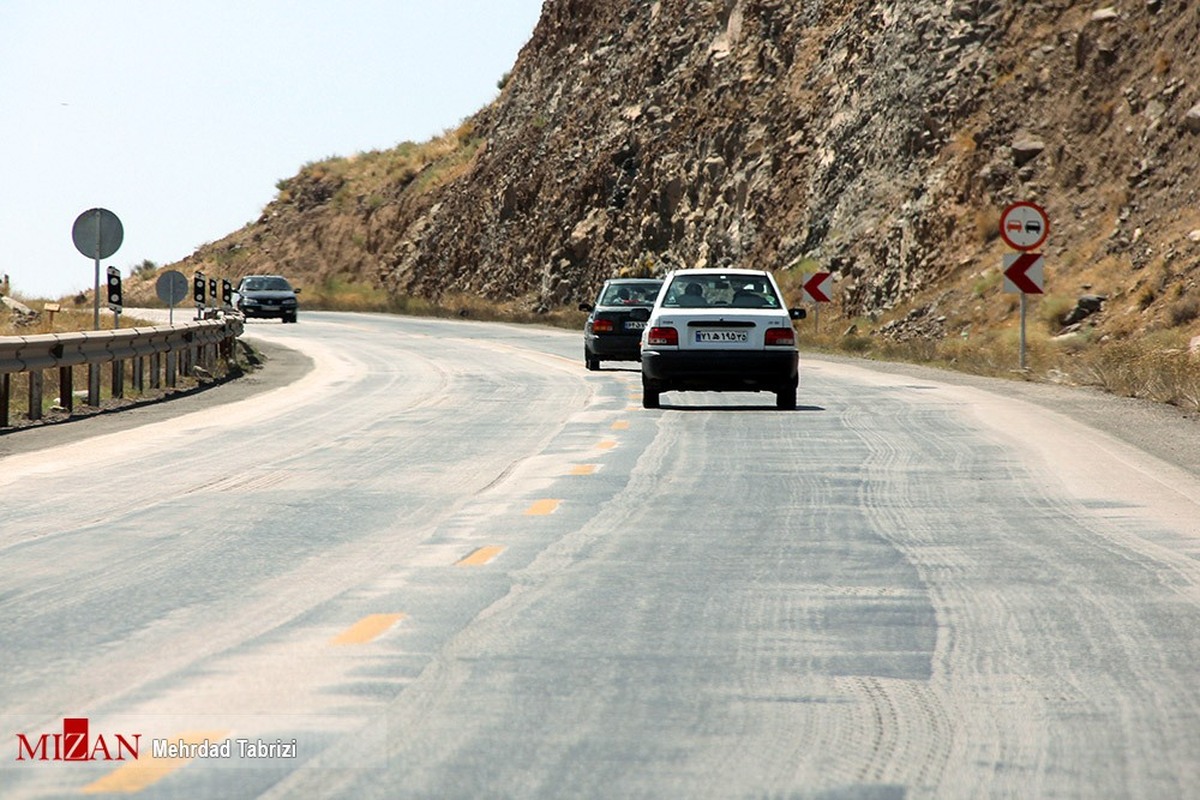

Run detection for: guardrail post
[[112, 359, 125, 399], [59, 366, 74, 413], [133, 356, 144, 393], [150, 352, 161, 389], [1, 373, 10, 427], [28, 369, 43, 421], [87, 364, 100, 407], [166, 352, 177, 388]]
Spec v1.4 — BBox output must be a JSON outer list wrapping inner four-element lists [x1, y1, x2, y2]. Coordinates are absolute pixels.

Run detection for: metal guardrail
[[0, 317, 243, 428]]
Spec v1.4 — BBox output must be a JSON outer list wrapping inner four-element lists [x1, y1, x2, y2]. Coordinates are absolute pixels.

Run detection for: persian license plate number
[[695, 330, 747, 343]]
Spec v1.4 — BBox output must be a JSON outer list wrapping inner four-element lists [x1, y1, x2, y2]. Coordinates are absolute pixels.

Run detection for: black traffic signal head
[[106, 266, 123, 310], [193, 272, 206, 305]]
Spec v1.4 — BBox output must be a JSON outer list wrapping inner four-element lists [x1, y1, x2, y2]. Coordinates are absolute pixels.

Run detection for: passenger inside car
[[678, 282, 707, 307]]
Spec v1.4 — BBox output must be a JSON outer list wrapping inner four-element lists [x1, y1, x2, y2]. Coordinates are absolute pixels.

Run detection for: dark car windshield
[[243, 277, 293, 292], [661, 274, 780, 309], [599, 282, 661, 307]]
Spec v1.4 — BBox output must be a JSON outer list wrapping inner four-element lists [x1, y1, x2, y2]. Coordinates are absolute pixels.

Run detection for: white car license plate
[[695, 330, 747, 343], [263, 305, 280, 311], [624, 320, 646, 330]]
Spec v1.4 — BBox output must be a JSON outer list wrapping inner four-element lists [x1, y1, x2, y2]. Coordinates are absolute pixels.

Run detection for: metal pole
[[93, 209, 101, 331], [1019, 292, 1028, 370]]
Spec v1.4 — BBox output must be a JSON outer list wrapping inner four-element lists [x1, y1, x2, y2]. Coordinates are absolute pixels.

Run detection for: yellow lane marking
[[457, 546, 505, 566], [524, 498, 561, 515], [82, 729, 230, 794], [611, 420, 630, 430], [569, 464, 597, 476], [595, 440, 617, 450], [330, 613, 406, 645]]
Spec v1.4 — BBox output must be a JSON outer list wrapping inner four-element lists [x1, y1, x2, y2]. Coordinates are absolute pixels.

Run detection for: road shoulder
[[0, 338, 313, 459], [803, 351, 1200, 478]]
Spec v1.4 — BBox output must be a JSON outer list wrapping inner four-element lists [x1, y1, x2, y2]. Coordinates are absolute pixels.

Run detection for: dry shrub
[[1153, 50, 1173, 76], [1073, 341, 1200, 411], [1168, 297, 1200, 327], [974, 206, 1001, 244]]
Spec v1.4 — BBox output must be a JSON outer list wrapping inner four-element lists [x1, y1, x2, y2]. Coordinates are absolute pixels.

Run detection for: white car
[[639, 268, 807, 409]]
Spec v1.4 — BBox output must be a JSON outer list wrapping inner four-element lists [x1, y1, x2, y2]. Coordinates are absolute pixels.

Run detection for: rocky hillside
[[148, 0, 1200, 347]]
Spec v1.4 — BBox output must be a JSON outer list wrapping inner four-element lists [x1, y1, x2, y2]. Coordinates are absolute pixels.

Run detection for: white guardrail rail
[[0, 317, 243, 428]]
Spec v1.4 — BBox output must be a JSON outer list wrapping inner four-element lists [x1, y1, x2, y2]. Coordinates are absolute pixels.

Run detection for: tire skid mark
[[838, 377, 1200, 797]]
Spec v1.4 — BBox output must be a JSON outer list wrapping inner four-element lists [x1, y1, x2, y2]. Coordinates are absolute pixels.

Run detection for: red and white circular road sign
[[999, 201, 1049, 251]]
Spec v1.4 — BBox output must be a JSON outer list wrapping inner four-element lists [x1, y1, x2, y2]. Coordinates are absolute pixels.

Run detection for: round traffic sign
[[999, 201, 1049, 251], [72, 208, 124, 259], [155, 269, 190, 305]]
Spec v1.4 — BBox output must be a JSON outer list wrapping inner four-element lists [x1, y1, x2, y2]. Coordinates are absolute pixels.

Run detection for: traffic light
[[208, 278, 217, 305], [221, 279, 233, 307], [106, 266, 122, 311], [193, 272, 206, 305]]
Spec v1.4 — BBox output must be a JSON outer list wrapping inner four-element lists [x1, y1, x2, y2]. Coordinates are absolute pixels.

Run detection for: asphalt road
[[1, 311, 1198, 799]]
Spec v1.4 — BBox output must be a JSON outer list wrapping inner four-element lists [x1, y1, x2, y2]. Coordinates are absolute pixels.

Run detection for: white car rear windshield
[[661, 274, 781, 309]]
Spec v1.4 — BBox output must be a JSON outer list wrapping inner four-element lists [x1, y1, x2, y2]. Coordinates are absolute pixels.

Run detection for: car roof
[[604, 278, 662, 284], [664, 268, 769, 278]]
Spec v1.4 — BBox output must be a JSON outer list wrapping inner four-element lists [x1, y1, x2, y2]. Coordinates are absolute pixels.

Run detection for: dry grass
[[0, 302, 154, 337], [1074, 339, 1200, 410], [302, 278, 395, 312]]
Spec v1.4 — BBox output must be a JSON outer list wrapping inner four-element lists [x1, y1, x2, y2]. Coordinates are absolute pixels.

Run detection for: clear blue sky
[[0, 0, 544, 300]]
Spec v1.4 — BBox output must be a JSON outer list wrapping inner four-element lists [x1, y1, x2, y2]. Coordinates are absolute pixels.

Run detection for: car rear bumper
[[641, 349, 798, 390], [585, 334, 643, 360]]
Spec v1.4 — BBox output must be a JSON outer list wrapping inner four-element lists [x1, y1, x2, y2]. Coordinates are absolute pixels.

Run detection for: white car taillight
[[764, 326, 795, 346], [647, 326, 679, 346]]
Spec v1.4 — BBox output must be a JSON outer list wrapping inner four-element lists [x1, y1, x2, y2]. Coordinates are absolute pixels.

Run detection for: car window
[[263, 277, 292, 291], [600, 283, 659, 306], [661, 275, 780, 308]]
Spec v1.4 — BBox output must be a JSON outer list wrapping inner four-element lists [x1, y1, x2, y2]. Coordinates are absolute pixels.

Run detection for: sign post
[[801, 271, 833, 332], [156, 270, 189, 324], [999, 202, 1049, 370], [71, 208, 123, 331]]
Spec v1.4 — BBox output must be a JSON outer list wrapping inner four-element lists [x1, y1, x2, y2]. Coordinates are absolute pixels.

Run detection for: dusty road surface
[[2, 311, 1198, 799]]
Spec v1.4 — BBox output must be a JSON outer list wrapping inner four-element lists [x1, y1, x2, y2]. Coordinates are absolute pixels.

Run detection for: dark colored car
[[579, 278, 663, 370], [234, 275, 300, 323]]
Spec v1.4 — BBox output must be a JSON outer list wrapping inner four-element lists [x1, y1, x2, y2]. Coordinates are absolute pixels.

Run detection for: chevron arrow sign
[[1002, 253, 1044, 294]]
